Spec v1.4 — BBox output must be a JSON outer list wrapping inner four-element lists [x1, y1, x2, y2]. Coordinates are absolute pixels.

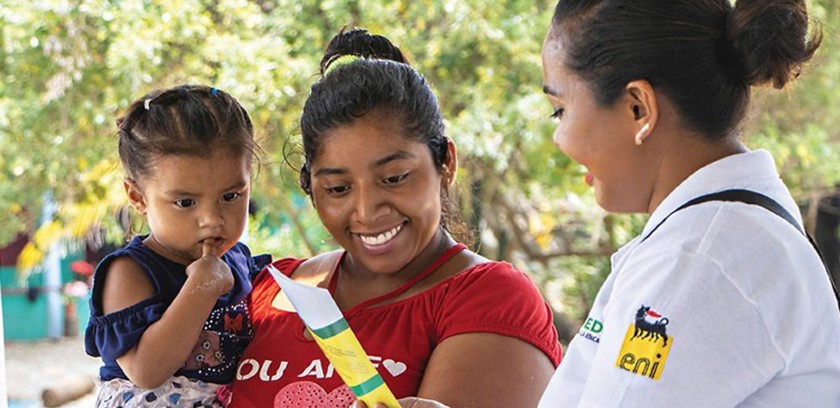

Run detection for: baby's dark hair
[[299, 28, 470, 243], [117, 84, 258, 182], [550, 0, 821, 141]]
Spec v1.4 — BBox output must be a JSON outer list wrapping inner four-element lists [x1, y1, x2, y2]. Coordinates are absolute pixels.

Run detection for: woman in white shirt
[[538, 0, 840, 407]]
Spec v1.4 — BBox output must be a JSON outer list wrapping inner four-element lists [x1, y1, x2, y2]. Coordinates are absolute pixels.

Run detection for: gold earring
[[634, 123, 651, 146]]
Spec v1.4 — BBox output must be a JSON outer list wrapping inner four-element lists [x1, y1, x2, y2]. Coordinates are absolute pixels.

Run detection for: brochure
[[267, 264, 400, 408]]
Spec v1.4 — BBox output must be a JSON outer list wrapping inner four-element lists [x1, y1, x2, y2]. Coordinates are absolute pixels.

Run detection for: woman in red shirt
[[228, 28, 562, 408]]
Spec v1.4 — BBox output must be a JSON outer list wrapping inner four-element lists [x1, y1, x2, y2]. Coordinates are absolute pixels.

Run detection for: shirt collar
[[641, 149, 781, 239]]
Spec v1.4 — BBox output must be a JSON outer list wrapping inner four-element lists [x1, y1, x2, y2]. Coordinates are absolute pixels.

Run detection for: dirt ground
[[4, 336, 99, 407]]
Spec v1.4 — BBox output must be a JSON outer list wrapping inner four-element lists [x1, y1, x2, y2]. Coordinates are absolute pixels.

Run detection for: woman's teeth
[[359, 224, 403, 246]]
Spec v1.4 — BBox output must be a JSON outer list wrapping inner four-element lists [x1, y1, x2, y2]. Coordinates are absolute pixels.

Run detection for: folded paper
[[267, 264, 399, 408]]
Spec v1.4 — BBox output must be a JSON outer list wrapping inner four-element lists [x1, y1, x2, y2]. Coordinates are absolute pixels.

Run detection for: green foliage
[[2, 0, 839, 322]]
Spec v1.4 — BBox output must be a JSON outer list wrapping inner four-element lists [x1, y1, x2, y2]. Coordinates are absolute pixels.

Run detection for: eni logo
[[615, 305, 673, 380]]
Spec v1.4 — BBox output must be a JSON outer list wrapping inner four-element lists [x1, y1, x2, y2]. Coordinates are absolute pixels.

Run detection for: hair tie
[[210, 87, 219, 96], [144, 99, 152, 110], [324, 55, 362, 76]]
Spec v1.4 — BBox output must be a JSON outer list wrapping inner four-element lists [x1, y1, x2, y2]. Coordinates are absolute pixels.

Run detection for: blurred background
[[1, 0, 839, 406]]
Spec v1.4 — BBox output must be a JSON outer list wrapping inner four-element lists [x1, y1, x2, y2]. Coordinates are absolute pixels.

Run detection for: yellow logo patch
[[615, 325, 672, 380], [615, 305, 673, 380]]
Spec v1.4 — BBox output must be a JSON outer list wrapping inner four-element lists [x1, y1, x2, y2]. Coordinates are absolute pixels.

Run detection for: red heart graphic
[[274, 381, 356, 407]]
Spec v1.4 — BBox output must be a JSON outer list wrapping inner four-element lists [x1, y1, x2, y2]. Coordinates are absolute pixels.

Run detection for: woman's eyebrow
[[313, 150, 417, 177], [373, 150, 416, 168], [543, 85, 562, 97]]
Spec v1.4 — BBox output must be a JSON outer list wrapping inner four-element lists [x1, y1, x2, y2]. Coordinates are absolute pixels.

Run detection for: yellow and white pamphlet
[[267, 264, 400, 408]]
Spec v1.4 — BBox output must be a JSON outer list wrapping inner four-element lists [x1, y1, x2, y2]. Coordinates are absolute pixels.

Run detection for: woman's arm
[[351, 333, 553, 408], [416, 332, 555, 408]]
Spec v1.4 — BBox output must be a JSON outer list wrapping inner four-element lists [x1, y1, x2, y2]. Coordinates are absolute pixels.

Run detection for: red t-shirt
[[229, 251, 561, 407]]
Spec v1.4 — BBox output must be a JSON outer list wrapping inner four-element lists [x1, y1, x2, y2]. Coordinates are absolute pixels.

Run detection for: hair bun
[[319, 28, 408, 75], [727, 0, 821, 89]]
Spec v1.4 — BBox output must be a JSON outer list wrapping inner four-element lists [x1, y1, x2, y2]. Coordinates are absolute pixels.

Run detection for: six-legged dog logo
[[632, 305, 669, 346]]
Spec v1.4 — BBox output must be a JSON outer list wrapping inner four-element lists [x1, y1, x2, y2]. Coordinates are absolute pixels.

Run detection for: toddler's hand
[[185, 239, 234, 297]]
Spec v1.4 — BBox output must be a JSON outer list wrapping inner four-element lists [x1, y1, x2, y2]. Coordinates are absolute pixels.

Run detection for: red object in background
[[0, 234, 28, 266], [70, 260, 94, 276]]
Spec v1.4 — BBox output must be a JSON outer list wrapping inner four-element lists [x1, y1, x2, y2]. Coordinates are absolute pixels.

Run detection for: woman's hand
[[350, 397, 451, 408]]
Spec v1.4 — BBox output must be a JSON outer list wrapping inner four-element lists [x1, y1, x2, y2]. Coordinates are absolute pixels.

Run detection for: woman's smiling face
[[310, 109, 452, 275]]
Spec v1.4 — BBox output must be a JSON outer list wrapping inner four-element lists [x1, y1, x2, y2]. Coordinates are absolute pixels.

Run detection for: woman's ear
[[441, 139, 458, 186], [626, 80, 658, 146], [124, 179, 147, 215]]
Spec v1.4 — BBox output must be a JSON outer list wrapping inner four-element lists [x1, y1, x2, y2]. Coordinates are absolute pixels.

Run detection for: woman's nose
[[352, 183, 387, 225], [552, 128, 566, 151]]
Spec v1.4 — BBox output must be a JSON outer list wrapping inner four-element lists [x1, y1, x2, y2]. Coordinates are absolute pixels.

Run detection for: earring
[[634, 123, 651, 146]]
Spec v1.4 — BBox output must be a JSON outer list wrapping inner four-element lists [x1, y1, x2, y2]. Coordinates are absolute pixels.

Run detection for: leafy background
[[2, 0, 838, 333]]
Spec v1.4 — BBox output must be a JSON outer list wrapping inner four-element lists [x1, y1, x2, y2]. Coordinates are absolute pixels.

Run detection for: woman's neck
[[335, 229, 456, 308], [646, 135, 746, 214]]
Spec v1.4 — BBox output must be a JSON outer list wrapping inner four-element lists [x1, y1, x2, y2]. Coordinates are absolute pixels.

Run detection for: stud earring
[[634, 123, 651, 146]]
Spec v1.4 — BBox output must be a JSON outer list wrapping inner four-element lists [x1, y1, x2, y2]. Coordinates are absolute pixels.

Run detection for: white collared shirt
[[539, 149, 840, 407]]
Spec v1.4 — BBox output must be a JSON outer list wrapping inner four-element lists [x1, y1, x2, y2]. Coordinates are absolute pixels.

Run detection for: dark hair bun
[[728, 0, 821, 89], [319, 28, 408, 75]]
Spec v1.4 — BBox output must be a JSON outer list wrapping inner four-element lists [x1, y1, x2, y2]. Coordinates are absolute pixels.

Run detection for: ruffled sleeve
[[84, 298, 166, 360], [83, 241, 170, 363]]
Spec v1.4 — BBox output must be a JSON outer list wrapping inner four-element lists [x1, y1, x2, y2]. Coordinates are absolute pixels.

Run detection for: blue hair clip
[[210, 87, 219, 96]]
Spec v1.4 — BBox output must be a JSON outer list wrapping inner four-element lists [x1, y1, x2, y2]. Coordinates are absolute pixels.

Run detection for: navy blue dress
[[84, 235, 270, 384]]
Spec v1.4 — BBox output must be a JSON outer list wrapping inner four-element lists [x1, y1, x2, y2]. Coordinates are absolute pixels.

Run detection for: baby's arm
[[102, 240, 234, 388]]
